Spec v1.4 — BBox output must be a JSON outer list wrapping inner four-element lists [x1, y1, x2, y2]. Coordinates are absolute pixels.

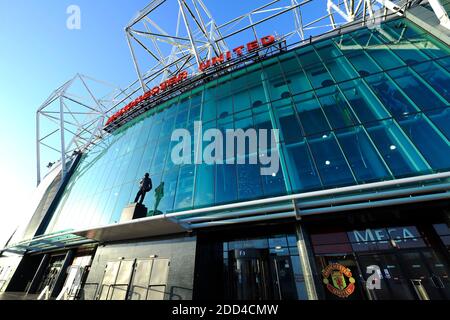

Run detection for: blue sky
[[0, 0, 327, 247]]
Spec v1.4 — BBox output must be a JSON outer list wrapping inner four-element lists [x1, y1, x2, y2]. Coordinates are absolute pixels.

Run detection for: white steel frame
[[36, 0, 449, 185], [327, 0, 450, 29], [124, 0, 449, 96], [124, 0, 331, 94], [36, 74, 121, 185]]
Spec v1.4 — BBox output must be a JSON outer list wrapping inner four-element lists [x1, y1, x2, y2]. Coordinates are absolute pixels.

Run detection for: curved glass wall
[[45, 18, 450, 234]]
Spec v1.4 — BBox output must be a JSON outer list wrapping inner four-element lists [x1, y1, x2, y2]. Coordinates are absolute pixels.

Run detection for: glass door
[[36, 255, 65, 293], [270, 256, 298, 300], [230, 249, 272, 300], [228, 249, 299, 300]]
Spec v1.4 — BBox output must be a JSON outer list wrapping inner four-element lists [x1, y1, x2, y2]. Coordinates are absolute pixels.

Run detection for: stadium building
[[1, 0, 450, 300]]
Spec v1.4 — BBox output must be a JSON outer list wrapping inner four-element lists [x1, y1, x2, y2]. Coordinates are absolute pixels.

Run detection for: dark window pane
[[284, 141, 322, 192], [354, 31, 405, 70], [366, 119, 431, 177], [294, 92, 331, 136], [339, 80, 389, 123], [261, 149, 287, 197], [336, 127, 392, 183], [315, 40, 342, 62], [316, 86, 358, 129], [274, 99, 304, 143], [308, 133, 356, 187], [237, 158, 264, 201], [297, 47, 322, 69], [267, 75, 290, 101], [412, 61, 450, 103], [366, 74, 419, 118], [398, 114, 450, 170], [305, 64, 334, 89], [217, 96, 233, 119], [194, 164, 215, 208], [202, 99, 217, 123], [344, 50, 382, 76], [174, 165, 195, 210], [325, 56, 358, 82], [157, 168, 179, 214], [233, 89, 251, 113], [216, 164, 238, 204], [248, 84, 268, 106], [278, 51, 302, 71], [388, 68, 447, 111], [284, 69, 313, 95], [426, 108, 450, 141]]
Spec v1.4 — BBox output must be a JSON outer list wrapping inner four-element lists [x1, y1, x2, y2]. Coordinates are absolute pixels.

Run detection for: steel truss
[[123, 0, 448, 98], [36, 74, 121, 185], [36, 0, 449, 185], [124, 0, 342, 94], [327, 0, 450, 29], [103, 0, 449, 135]]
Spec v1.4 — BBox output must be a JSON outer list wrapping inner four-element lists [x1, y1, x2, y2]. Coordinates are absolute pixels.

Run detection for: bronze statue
[[134, 173, 152, 205]]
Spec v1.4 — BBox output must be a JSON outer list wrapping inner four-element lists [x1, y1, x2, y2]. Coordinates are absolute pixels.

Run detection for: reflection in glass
[[366, 119, 431, 177], [308, 133, 356, 187], [398, 114, 450, 170], [336, 127, 392, 182], [44, 17, 450, 234]]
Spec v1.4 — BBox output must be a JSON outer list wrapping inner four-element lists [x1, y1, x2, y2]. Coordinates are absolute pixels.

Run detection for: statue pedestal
[[120, 203, 147, 223]]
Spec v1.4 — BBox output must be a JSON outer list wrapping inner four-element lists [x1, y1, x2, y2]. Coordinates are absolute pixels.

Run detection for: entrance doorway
[[36, 255, 65, 294], [228, 249, 297, 300], [194, 227, 309, 300]]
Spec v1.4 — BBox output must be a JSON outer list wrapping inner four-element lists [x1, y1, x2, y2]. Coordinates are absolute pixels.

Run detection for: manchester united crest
[[322, 263, 356, 298]]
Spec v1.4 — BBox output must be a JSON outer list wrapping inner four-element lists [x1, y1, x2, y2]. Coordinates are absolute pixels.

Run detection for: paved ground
[[0, 292, 42, 300]]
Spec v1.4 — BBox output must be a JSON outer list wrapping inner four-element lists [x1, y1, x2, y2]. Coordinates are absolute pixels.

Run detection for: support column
[[295, 223, 321, 300], [27, 254, 50, 294], [36, 111, 41, 186], [179, 0, 202, 69], [59, 98, 67, 180], [51, 250, 75, 298], [126, 31, 148, 93]]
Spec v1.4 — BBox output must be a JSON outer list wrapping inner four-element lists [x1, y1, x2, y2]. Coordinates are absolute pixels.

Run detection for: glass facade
[[45, 18, 450, 234]]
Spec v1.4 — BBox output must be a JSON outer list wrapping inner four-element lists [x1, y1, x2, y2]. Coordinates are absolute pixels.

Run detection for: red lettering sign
[[199, 35, 276, 72], [106, 35, 276, 127], [261, 35, 275, 46], [246, 40, 259, 52], [233, 45, 245, 56], [106, 70, 189, 126]]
